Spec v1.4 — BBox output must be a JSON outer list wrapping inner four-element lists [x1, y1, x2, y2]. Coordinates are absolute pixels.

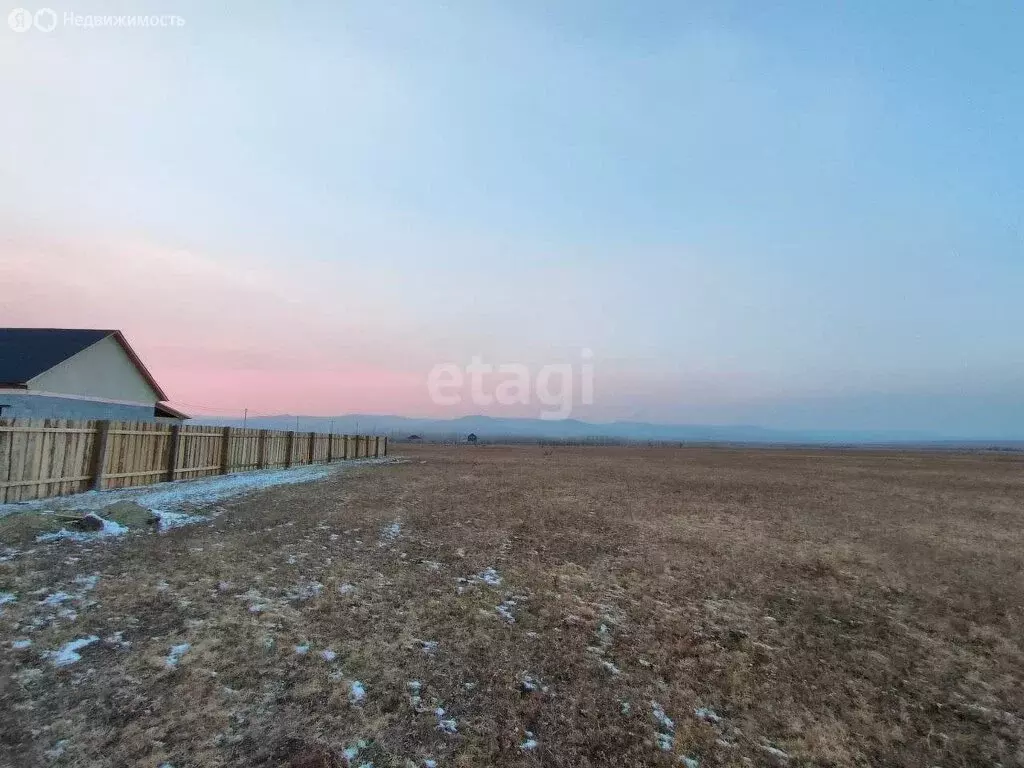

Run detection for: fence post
[[257, 429, 267, 469], [166, 424, 181, 482], [220, 427, 233, 474], [286, 431, 295, 468], [374, 436, 380, 458], [327, 433, 334, 463], [308, 431, 316, 464], [383, 436, 388, 456], [90, 421, 111, 491], [342, 434, 349, 460]]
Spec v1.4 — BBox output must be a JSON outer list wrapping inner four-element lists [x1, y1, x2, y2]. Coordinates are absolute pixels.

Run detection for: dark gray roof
[[0, 328, 115, 385]]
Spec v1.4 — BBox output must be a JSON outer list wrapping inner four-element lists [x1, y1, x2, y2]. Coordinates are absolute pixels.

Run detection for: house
[[0, 328, 188, 421]]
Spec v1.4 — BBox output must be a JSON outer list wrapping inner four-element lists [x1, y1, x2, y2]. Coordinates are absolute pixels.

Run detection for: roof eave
[[109, 331, 169, 401], [155, 402, 190, 420]]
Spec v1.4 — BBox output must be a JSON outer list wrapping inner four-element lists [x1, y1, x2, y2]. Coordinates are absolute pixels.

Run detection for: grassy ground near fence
[[0, 444, 1022, 767]]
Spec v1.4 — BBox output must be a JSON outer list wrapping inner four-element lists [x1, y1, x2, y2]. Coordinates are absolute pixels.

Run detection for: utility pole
[[243, 408, 248, 428]]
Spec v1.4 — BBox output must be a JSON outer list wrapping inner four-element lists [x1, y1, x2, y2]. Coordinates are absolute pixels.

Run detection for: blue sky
[[2, 1, 1022, 436]]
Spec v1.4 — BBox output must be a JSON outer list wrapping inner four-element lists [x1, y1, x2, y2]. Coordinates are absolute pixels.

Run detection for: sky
[[1, 1, 1022, 437]]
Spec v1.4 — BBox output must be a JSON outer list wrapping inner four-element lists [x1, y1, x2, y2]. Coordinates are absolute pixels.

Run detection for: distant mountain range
[[188, 413, 1024, 448]]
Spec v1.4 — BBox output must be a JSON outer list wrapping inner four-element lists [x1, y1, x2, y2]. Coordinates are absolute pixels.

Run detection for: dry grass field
[[1, 444, 1022, 767]]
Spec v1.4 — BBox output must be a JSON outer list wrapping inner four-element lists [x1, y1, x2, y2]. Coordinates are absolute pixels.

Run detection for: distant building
[[0, 328, 188, 421], [407, 434, 422, 441], [467, 432, 478, 444]]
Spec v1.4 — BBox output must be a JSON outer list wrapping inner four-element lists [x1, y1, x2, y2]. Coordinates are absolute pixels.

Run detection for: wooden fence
[[0, 419, 387, 504]]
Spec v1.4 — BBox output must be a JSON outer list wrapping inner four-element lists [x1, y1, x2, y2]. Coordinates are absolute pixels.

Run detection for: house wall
[[27, 335, 160, 404], [0, 392, 160, 420]]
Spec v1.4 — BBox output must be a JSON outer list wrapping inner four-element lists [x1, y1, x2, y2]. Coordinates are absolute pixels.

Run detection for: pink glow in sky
[[1, 233, 440, 417]]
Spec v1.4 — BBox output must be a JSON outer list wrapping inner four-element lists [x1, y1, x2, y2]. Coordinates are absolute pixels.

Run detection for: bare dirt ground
[[1, 444, 1022, 767]]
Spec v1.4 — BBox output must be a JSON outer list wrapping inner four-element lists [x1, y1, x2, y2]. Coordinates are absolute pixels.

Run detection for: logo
[[426, 350, 595, 420], [8, 7, 32, 31], [7, 6, 56, 31], [33, 7, 55, 31]]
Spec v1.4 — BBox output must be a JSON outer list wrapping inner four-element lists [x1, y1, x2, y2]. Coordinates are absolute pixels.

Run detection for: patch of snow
[[47, 635, 99, 666], [153, 510, 209, 530], [681, 757, 700, 768], [40, 591, 73, 606], [105, 631, 131, 649], [423, 760, 438, 768], [320, 649, 337, 662], [44, 740, 70, 759], [294, 643, 311, 655], [475, 567, 502, 586], [338, 583, 356, 595], [379, 520, 402, 542], [435, 708, 458, 734], [496, 599, 516, 622], [520, 732, 538, 751], [656, 733, 675, 752], [407, 680, 423, 710], [601, 660, 622, 675], [165, 643, 191, 668], [418, 639, 439, 655], [694, 707, 721, 724], [760, 744, 790, 762], [3, 462, 390, 531], [349, 680, 366, 704], [74, 574, 99, 591], [12, 638, 32, 649], [285, 581, 324, 601], [37, 518, 127, 543], [405, 684, 421, 712], [237, 588, 271, 613], [341, 739, 368, 763], [130, 464, 343, 509], [652, 702, 675, 733], [619, 699, 631, 715]]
